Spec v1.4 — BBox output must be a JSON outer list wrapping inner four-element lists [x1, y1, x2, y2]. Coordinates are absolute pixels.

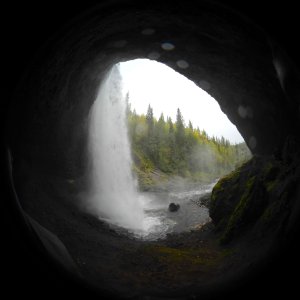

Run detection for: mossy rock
[[209, 166, 243, 228], [210, 156, 283, 244], [220, 176, 268, 244]]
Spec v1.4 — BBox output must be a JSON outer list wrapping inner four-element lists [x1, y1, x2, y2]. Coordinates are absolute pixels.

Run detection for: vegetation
[[126, 96, 251, 190]]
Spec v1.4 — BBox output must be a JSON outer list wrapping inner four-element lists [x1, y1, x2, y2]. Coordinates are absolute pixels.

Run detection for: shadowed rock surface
[[210, 153, 300, 245], [3, 1, 300, 299], [7, 0, 300, 178]]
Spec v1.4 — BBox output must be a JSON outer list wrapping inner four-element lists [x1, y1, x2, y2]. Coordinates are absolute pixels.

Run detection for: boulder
[[198, 193, 211, 208], [209, 156, 290, 244], [168, 203, 180, 212]]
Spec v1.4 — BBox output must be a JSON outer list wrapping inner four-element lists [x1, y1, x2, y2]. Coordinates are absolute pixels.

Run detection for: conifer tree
[[125, 103, 252, 188], [146, 104, 154, 136], [175, 108, 185, 155]]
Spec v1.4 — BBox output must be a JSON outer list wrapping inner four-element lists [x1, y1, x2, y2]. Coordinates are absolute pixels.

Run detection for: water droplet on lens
[[112, 40, 127, 48], [238, 105, 247, 118], [249, 136, 257, 149], [147, 52, 161, 60], [199, 80, 211, 90], [176, 60, 189, 69], [141, 28, 155, 35], [246, 106, 253, 118], [161, 42, 175, 51]]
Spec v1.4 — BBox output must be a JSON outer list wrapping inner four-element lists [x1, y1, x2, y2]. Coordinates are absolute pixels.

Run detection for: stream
[[119, 181, 216, 241]]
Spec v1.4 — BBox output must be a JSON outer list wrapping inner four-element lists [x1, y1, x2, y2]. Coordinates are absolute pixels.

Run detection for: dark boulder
[[168, 203, 180, 212], [199, 193, 211, 208], [209, 155, 300, 244]]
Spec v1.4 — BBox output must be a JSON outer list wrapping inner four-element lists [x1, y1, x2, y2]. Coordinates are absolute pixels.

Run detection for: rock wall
[[6, 0, 300, 177], [209, 109, 300, 245], [4, 2, 300, 299], [210, 153, 300, 243]]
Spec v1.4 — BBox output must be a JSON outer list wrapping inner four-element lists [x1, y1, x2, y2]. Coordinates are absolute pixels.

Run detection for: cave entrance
[[86, 59, 251, 240]]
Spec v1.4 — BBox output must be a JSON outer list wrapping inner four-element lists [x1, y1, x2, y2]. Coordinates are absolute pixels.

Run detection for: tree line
[[126, 96, 251, 186]]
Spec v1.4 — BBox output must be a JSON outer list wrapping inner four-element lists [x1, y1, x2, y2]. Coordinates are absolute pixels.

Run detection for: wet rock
[[199, 193, 211, 208], [209, 156, 284, 244], [168, 203, 180, 212], [191, 193, 211, 208], [209, 153, 300, 246]]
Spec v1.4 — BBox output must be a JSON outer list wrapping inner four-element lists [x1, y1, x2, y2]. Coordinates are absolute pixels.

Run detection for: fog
[[189, 144, 218, 174]]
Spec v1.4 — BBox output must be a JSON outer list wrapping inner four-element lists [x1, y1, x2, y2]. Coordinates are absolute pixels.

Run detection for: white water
[[87, 65, 212, 239], [88, 66, 148, 231]]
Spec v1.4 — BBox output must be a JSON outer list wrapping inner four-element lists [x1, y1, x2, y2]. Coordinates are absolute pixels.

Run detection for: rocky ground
[[13, 168, 235, 298], [13, 155, 298, 299]]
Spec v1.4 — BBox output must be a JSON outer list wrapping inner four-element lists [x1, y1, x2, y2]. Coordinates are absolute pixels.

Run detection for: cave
[[3, 1, 300, 299]]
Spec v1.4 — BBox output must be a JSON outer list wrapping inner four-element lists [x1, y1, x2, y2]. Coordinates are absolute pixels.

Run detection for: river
[[123, 180, 217, 240]]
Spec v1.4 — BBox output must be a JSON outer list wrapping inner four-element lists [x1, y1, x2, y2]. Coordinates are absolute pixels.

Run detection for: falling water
[[88, 65, 146, 231]]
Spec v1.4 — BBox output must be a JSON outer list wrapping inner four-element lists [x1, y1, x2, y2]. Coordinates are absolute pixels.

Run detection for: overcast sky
[[119, 59, 244, 144]]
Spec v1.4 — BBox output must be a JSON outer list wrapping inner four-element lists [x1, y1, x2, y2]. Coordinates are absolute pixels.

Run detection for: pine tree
[[125, 92, 131, 117], [126, 104, 252, 188], [167, 117, 174, 134], [156, 113, 166, 141], [175, 108, 185, 152], [145, 104, 158, 163], [158, 113, 165, 124], [146, 104, 154, 137]]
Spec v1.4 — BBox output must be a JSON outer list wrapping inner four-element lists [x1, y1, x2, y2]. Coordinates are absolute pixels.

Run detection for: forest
[[126, 97, 251, 190]]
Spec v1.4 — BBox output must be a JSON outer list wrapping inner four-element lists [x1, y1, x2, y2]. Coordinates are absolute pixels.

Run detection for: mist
[[87, 65, 146, 231], [189, 144, 218, 174]]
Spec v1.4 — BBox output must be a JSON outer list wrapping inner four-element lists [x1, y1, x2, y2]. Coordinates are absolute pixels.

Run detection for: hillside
[[126, 100, 251, 191]]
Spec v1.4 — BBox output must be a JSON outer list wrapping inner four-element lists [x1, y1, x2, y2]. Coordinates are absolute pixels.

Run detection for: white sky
[[119, 59, 244, 144]]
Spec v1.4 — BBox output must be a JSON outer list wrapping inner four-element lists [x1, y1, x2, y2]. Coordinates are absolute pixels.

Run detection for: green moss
[[261, 205, 274, 224], [261, 191, 288, 225], [142, 245, 233, 267], [262, 158, 281, 181], [263, 161, 274, 176], [227, 168, 241, 180], [265, 180, 278, 193], [212, 168, 241, 197], [212, 179, 225, 193], [220, 176, 256, 244], [246, 175, 256, 189], [210, 167, 244, 224], [219, 168, 240, 186]]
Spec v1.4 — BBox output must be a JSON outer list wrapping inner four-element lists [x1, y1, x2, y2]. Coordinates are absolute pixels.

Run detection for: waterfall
[[87, 65, 146, 231]]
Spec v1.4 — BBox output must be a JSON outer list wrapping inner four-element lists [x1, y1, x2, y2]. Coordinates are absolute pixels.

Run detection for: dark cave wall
[[3, 2, 300, 300], [7, 0, 300, 177]]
